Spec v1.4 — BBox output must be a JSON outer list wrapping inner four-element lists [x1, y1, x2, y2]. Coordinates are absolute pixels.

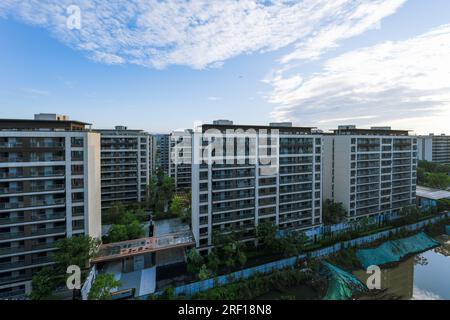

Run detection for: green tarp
[[322, 262, 367, 300], [356, 232, 439, 269]]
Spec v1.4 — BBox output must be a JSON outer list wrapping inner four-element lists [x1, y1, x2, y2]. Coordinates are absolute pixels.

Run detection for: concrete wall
[[86, 132, 102, 239]]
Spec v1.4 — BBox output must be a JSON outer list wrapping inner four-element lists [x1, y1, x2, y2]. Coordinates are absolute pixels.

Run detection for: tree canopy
[[54, 236, 100, 272], [146, 168, 175, 214], [322, 199, 347, 225], [30, 268, 57, 300], [88, 273, 121, 300], [418, 161, 450, 189]]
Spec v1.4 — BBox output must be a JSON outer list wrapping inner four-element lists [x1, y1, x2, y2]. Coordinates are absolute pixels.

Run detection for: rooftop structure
[[333, 125, 410, 136], [416, 186, 450, 200]]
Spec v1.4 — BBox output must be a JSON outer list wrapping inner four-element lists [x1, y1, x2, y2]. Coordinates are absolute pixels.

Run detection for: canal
[[353, 236, 450, 300]]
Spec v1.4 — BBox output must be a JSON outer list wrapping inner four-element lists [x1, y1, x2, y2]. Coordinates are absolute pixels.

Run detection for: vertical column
[[65, 135, 73, 237]]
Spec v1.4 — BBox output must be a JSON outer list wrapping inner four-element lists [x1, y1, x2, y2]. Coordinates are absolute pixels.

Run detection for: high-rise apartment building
[[323, 126, 417, 220], [0, 114, 101, 298], [153, 134, 170, 175], [417, 134, 450, 165], [191, 121, 322, 254], [170, 130, 193, 191], [94, 126, 152, 213]]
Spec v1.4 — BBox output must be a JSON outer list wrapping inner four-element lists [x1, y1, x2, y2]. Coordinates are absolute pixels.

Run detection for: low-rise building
[[90, 218, 195, 299]]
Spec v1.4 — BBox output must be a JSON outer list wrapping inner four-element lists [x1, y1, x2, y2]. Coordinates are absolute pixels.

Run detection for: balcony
[[0, 187, 24, 195], [0, 242, 56, 256], [29, 142, 64, 148], [212, 213, 255, 224], [0, 227, 66, 241], [0, 274, 30, 286], [0, 212, 66, 226], [0, 256, 54, 271], [0, 202, 24, 210], [0, 142, 24, 148], [30, 198, 65, 207]]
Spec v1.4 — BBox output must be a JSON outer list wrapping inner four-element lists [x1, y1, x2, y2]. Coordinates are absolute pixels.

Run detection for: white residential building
[[191, 121, 322, 254], [94, 126, 152, 213], [417, 134, 450, 165], [323, 125, 417, 220], [169, 129, 193, 191], [0, 115, 101, 298], [154, 134, 170, 175]]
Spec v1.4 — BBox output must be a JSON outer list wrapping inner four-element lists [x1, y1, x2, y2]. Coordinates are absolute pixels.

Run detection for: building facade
[[94, 126, 152, 213], [323, 126, 417, 220], [169, 130, 193, 191], [417, 134, 450, 165], [191, 122, 322, 254], [0, 114, 101, 298], [153, 134, 170, 175]]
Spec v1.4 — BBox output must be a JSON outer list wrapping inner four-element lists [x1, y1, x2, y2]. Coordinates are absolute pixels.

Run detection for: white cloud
[[0, 0, 405, 69], [412, 287, 443, 300], [21, 87, 50, 96], [265, 24, 450, 134], [207, 96, 222, 101]]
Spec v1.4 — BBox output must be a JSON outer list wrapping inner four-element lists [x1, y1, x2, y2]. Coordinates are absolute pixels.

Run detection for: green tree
[[169, 195, 184, 217], [88, 273, 121, 300], [127, 220, 145, 239], [30, 268, 57, 300], [417, 167, 426, 186], [133, 207, 148, 222], [161, 175, 175, 210], [198, 264, 213, 280], [54, 236, 100, 272], [322, 199, 347, 225], [187, 249, 204, 274], [104, 202, 126, 224], [256, 221, 278, 252], [106, 224, 129, 243], [221, 241, 247, 270], [206, 251, 220, 273], [146, 169, 175, 214], [427, 173, 450, 189], [236, 249, 247, 268], [105, 222, 144, 243], [437, 199, 450, 211]]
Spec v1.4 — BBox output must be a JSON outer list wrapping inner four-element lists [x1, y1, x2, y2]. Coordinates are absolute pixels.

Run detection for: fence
[[138, 211, 450, 299], [302, 210, 404, 240]]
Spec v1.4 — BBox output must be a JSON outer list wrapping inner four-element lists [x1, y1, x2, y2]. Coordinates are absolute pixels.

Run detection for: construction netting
[[356, 232, 439, 269], [321, 262, 367, 300]]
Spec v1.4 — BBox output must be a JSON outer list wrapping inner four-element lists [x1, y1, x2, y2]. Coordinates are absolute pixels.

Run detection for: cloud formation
[[265, 24, 450, 133], [0, 0, 405, 69], [412, 287, 443, 300]]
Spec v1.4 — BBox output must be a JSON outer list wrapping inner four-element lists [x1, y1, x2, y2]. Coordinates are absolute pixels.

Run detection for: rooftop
[[416, 186, 450, 200], [201, 122, 315, 134], [0, 118, 91, 131], [92, 219, 195, 263], [332, 125, 410, 136]]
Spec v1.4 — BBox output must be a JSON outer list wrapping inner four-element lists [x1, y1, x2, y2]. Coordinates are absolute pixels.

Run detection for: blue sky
[[1, 0, 450, 134]]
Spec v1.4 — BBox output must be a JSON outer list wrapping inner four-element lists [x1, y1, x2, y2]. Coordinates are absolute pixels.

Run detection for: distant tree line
[[417, 160, 450, 189]]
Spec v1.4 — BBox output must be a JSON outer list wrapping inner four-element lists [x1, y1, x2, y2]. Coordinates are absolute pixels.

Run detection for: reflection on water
[[353, 238, 450, 300]]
